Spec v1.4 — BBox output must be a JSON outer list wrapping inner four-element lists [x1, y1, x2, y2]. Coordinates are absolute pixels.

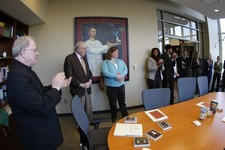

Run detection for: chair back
[[177, 77, 196, 102], [142, 88, 170, 110], [71, 95, 90, 149], [197, 76, 209, 96]]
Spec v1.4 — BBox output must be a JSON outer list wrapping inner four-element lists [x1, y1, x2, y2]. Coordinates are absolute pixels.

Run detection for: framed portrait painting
[[74, 17, 129, 83]]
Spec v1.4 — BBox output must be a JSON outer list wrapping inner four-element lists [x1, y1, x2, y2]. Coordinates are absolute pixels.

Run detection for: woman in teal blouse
[[101, 47, 128, 122]]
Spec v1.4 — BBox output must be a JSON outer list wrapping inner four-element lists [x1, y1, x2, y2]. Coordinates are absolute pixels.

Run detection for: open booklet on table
[[144, 109, 168, 122], [113, 123, 143, 137]]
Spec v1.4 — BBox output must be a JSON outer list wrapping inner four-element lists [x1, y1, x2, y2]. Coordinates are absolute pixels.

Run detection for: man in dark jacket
[[162, 44, 176, 104], [7, 36, 71, 150], [64, 41, 93, 121], [177, 50, 191, 78]]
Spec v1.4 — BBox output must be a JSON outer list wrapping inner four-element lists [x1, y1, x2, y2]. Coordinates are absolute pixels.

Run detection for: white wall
[[29, 0, 158, 113], [28, 0, 209, 114], [21, 0, 48, 22], [207, 18, 220, 61]]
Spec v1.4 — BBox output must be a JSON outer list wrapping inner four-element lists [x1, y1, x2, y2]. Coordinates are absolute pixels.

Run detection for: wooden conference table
[[108, 92, 225, 150]]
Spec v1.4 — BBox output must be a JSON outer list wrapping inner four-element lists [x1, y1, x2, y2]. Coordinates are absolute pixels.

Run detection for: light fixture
[[214, 9, 219, 12]]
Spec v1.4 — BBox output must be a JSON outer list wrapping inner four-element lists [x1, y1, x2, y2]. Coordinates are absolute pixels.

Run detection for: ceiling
[[169, 0, 225, 20], [0, 0, 44, 26], [0, 0, 224, 26]]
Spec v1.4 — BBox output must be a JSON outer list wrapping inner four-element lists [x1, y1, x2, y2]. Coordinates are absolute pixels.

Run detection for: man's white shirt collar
[[75, 52, 82, 62]]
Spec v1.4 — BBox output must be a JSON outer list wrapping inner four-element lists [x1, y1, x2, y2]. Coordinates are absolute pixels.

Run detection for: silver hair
[[12, 36, 34, 57], [74, 41, 86, 51]]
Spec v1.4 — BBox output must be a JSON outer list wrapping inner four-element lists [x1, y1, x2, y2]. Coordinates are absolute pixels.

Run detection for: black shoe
[[111, 117, 116, 123], [170, 101, 174, 105], [122, 113, 129, 117]]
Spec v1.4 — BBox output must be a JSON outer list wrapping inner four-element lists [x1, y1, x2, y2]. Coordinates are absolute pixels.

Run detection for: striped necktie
[[80, 57, 87, 75]]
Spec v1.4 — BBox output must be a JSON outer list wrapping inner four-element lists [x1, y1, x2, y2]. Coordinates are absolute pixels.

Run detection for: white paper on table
[[113, 123, 143, 137]]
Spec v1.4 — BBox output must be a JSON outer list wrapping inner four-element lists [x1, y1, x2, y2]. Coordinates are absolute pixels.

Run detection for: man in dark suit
[[162, 44, 176, 105], [64, 41, 93, 121], [7, 36, 71, 150], [177, 50, 191, 78]]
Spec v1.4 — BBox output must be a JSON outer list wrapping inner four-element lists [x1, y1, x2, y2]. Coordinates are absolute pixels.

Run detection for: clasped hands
[[52, 72, 72, 91], [157, 59, 164, 67], [80, 79, 92, 89], [116, 73, 124, 82]]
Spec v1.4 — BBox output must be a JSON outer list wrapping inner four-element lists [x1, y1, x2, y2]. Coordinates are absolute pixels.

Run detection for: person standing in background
[[7, 36, 71, 150], [146, 47, 164, 89], [162, 44, 176, 105], [177, 50, 190, 78], [192, 52, 203, 77], [173, 52, 179, 81], [101, 46, 129, 123], [203, 53, 213, 87], [210, 56, 222, 92], [64, 41, 93, 121]]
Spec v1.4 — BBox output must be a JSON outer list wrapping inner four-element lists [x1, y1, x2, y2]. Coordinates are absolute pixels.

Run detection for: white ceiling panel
[[170, 0, 225, 19]]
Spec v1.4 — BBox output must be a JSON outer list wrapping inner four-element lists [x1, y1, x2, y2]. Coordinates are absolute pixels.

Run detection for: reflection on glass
[[158, 38, 163, 52], [183, 27, 190, 38], [157, 21, 163, 37], [191, 22, 197, 28], [165, 23, 198, 41], [191, 30, 197, 40], [174, 26, 182, 36], [157, 21, 163, 52], [162, 12, 197, 29]]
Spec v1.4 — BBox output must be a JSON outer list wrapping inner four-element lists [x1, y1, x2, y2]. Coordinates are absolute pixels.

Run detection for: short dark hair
[[150, 47, 161, 58], [164, 44, 173, 51]]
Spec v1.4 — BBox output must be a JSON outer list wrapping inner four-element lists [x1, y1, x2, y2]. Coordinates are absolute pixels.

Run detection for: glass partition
[[157, 10, 202, 58]]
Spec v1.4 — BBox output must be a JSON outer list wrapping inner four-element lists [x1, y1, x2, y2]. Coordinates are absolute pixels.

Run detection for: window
[[157, 10, 203, 59], [157, 21, 163, 50], [162, 12, 197, 29], [220, 18, 225, 61]]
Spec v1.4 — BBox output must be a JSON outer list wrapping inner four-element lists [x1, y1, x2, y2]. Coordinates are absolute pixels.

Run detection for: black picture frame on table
[[74, 17, 129, 83]]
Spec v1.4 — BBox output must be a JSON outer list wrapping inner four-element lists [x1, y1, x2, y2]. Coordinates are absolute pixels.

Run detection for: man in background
[[177, 50, 191, 78], [162, 44, 176, 104], [64, 41, 93, 121]]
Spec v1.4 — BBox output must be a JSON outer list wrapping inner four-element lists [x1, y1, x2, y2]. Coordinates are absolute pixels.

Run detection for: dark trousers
[[106, 84, 128, 119], [148, 71, 161, 89], [211, 73, 221, 92], [162, 73, 174, 104], [207, 71, 212, 86], [148, 79, 160, 89]]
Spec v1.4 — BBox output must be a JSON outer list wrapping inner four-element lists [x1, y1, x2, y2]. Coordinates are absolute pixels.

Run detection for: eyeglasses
[[24, 48, 38, 53]]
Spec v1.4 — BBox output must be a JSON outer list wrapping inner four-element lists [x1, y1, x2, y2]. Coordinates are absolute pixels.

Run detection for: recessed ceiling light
[[214, 9, 219, 12]]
